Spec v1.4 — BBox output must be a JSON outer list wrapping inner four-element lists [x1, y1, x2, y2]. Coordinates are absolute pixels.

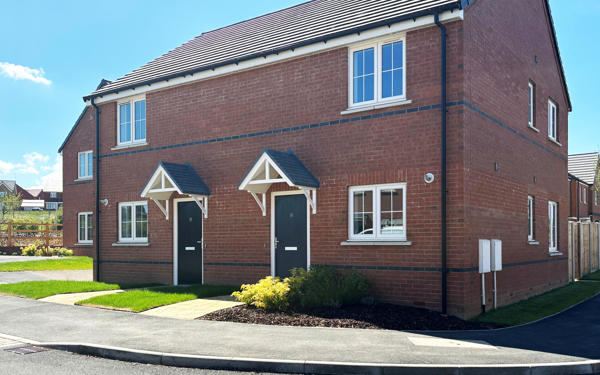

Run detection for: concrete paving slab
[[0, 270, 92, 284], [141, 295, 243, 320], [39, 289, 125, 305], [0, 256, 54, 263]]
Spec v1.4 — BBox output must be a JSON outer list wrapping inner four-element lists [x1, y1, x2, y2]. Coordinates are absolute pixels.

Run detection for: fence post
[[45, 223, 49, 247], [7, 223, 12, 248]]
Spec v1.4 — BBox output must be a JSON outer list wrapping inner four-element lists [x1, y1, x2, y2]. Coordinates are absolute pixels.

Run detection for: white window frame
[[595, 191, 598, 206], [77, 150, 93, 179], [118, 201, 148, 243], [528, 196, 535, 241], [46, 202, 58, 210], [528, 81, 535, 128], [348, 35, 407, 109], [50, 192, 57, 198], [78, 212, 93, 244], [348, 183, 407, 241], [582, 184, 587, 204], [116, 94, 146, 146], [548, 99, 558, 141], [548, 201, 558, 253]]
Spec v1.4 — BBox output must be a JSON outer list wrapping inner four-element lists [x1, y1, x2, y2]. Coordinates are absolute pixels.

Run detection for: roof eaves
[[83, 2, 462, 102], [544, 0, 572, 112], [58, 107, 88, 153]]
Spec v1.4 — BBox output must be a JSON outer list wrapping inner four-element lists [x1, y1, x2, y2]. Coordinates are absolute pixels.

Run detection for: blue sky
[[0, 0, 597, 189]]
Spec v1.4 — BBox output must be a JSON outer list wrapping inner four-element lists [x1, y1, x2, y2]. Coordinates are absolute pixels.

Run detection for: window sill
[[74, 177, 93, 182], [111, 141, 148, 151], [528, 240, 540, 245], [75, 242, 93, 246], [112, 242, 150, 247], [340, 240, 412, 246], [341, 99, 413, 115], [548, 138, 562, 147], [528, 125, 539, 133], [549, 250, 563, 256]]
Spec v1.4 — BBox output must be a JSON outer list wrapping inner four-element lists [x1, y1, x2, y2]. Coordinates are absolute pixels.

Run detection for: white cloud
[[0, 152, 52, 176], [0, 61, 52, 85], [37, 155, 62, 191]]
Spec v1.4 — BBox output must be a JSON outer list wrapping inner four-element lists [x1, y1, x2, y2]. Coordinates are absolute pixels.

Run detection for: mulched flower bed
[[200, 303, 497, 331]]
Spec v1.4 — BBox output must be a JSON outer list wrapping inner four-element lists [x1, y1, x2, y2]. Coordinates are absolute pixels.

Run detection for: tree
[[0, 193, 22, 220]]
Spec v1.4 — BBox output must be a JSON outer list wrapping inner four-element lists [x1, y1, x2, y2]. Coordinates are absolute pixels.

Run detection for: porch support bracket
[[150, 198, 169, 221], [250, 192, 266, 216]]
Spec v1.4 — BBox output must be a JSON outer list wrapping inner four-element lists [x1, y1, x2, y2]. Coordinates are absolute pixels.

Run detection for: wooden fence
[[0, 222, 63, 249], [568, 221, 600, 281]]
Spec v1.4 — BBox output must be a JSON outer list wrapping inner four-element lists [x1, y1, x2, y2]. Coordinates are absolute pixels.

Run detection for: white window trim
[[348, 182, 407, 242], [347, 35, 407, 110], [582, 185, 587, 204], [78, 212, 93, 244], [118, 201, 148, 243], [548, 201, 558, 253], [595, 191, 598, 206], [77, 150, 93, 179], [528, 196, 534, 241], [528, 81, 535, 129], [548, 99, 558, 141], [116, 94, 146, 146]]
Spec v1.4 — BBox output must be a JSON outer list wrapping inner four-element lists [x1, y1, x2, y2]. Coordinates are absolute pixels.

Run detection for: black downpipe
[[435, 14, 448, 315], [92, 98, 100, 282]]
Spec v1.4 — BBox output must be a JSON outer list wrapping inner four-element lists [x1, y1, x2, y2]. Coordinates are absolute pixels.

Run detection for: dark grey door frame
[[270, 191, 310, 277], [173, 198, 204, 285]]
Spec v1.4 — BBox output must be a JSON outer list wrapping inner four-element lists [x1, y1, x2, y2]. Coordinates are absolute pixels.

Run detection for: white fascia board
[[86, 10, 463, 106]]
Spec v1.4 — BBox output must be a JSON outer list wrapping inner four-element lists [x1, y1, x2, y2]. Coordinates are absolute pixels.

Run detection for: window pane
[[353, 77, 363, 103], [353, 191, 373, 235], [79, 154, 85, 177], [380, 188, 403, 235], [353, 50, 363, 77], [364, 48, 374, 75], [393, 69, 403, 96], [119, 103, 131, 143], [382, 44, 392, 71], [393, 42, 403, 69], [87, 152, 93, 177], [364, 74, 374, 101], [134, 100, 146, 140], [79, 215, 85, 241], [87, 214, 93, 241], [382, 71, 392, 98], [121, 206, 132, 239], [135, 204, 148, 239]]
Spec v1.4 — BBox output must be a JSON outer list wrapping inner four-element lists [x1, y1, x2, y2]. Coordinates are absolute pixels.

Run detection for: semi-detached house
[[59, 0, 571, 318]]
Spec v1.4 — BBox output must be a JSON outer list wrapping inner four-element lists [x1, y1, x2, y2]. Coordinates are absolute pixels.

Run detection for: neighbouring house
[[0, 180, 34, 200], [27, 188, 64, 210], [568, 152, 600, 222], [60, 0, 571, 318], [21, 200, 45, 211]]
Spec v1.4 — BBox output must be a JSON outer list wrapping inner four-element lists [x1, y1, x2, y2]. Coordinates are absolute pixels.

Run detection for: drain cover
[[5, 345, 49, 355]]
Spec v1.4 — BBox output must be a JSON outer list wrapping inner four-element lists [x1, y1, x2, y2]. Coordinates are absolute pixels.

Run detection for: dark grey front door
[[177, 201, 203, 284], [274, 194, 307, 278]]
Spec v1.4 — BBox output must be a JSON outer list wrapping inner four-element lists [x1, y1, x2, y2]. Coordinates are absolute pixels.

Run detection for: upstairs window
[[548, 99, 558, 141], [349, 37, 406, 107], [78, 151, 93, 179], [528, 81, 535, 128], [118, 96, 146, 145], [50, 192, 57, 198], [582, 185, 587, 204], [595, 191, 598, 206], [348, 183, 407, 241], [528, 196, 535, 241], [119, 201, 148, 243]]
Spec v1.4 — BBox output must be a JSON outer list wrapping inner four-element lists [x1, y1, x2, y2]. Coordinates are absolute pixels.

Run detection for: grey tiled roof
[[0, 180, 16, 193], [264, 149, 319, 188], [569, 153, 599, 185], [85, 0, 462, 100], [159, 162, 211, 196]]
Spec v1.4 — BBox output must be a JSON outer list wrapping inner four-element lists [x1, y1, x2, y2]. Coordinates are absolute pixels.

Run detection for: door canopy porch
[[140, 161, 210, 220], [239, 149, 319, 216]]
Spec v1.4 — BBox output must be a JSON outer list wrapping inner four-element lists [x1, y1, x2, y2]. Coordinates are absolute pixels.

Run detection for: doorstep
[[39, 289, 125, 305], [140, 295, 243, 320]]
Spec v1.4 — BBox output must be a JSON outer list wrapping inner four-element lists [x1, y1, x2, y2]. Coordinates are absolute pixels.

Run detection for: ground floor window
[[119, 201, 148, 242], [548, 201, 558, 252], [46, 202, 58, 210], [78, 212, 93, 244], [348, 183, 406, 241], [528, 196, 535, 241]]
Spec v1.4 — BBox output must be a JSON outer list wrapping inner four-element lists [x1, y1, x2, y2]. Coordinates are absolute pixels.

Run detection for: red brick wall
[[62, 106, 95, 258], [460, 0, 569, 316]]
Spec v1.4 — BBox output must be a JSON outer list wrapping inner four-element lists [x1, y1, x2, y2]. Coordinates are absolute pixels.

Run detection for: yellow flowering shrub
[[232, 276, 290, 311]]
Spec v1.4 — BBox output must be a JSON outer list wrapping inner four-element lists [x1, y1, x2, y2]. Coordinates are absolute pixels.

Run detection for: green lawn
[[473, 281, 600, 327], [0, 281, 125, 299], [581, 270, 600, 281], [1, 210, 61, 224], [77, 284, 238, 312], [0, 256, 92, 272]]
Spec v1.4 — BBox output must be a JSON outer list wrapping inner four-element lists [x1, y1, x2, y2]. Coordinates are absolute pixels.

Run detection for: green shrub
[[233, 266, 371, 311], [21, 242, 74, 257], [232, 276, 290, 311]]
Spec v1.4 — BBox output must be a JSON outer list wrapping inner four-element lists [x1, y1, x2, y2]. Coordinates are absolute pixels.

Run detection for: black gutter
[[91, 98, 101, 282], [434, 13, 448, 315], [83, 3, 462, 102]]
